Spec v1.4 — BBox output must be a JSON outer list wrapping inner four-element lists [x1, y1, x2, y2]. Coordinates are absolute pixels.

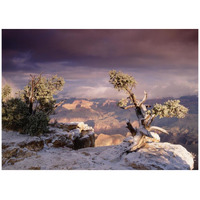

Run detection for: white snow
[[2, 130, 194, 170]]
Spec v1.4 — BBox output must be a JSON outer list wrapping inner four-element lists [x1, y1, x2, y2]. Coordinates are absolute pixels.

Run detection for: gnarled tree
[[21, 74, 65, 115], [109, 70, 188, 152], [2, 74, 65, 136]]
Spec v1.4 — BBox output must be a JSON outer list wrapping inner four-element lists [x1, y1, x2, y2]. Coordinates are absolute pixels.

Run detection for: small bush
[[2, 98, 29, 132], [23, 111, 49, 136], [2, 98, 49, 136]]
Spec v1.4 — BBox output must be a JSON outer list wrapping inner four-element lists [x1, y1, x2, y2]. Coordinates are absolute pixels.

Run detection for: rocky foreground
[[2, 123, 194, 170]]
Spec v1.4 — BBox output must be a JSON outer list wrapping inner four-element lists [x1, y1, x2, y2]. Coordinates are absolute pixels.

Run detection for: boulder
[[18, 138, 44, 151], [2, 147, 36, 166], [3, 141, 194, 170], [48, 122, 96, 149], [123, 142, 194, 170], [73, 131, 96, 150], [52, 135, 74, 148], [95, 139, 194, 170]]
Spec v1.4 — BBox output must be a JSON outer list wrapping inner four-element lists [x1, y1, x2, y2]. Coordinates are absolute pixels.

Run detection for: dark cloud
[[2, 29, 198, 99], [2, 29, 198, 71]]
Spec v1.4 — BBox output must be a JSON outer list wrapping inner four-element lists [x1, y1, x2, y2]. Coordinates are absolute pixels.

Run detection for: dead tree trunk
[[29, 74, 41, 114], [121, 90, 161, 152]]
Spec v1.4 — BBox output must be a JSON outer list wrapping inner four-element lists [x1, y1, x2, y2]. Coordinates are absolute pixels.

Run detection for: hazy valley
[[50, 95, 198, 169]]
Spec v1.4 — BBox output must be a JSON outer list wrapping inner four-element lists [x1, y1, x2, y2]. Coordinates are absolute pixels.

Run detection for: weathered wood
[[149, 126, 168, 134], [121, 89, 168, 153], [28, 74, 42, 114], [126, 120, 137, 136], [138, 91, 147, 107], [121, 105, 135, 110], [130, 135, 145, 152]]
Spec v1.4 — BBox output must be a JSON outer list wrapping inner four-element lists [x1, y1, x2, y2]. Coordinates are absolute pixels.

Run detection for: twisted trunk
[[123, 91, 156, 151]]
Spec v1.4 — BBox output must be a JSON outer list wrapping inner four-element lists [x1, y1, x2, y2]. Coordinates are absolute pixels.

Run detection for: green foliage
[[109, 70, 137, 92], [23, 112, 49, 136], [2, 97, 49, 136], [22, 74, 65, 114], [2, 98, 29, 132], [2, 84, 11, 102], [2, 74, 65, 136], [150, 100, 188, 118], [108, 70, 188, 130], [118, 98, 128, 107]]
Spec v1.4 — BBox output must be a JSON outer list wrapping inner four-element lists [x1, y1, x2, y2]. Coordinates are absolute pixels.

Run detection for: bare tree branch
[[125, 88, 138, 106], [147, 114, 156, 126], [54, 99, 65, 109], [120, 105, 135, 110], [139, 91, 147, 107], [149, 126, 168, 134]]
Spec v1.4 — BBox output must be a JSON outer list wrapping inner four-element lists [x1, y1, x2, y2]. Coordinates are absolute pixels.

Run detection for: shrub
[[23, 111, 49, 136], [2, 74, 65, 136], [2, 98, 29, 132]]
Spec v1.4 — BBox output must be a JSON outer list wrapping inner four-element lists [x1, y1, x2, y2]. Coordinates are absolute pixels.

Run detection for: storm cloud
[[2, 29, 198, 99]]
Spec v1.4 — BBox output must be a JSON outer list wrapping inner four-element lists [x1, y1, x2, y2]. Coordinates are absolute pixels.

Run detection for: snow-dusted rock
[[56, 123, 95, 149], [51, 135, 74, 148], [55, 122, 94, 132], [2, 126, 194, 170], [123, 142, 194, 170], [18, 138, 44, 151], [2, 121, 96, 166], [73, 130, 96, 150], [2, 129, 194, 169], [2, 147, 36, 166], [96, 138, 194, 170]]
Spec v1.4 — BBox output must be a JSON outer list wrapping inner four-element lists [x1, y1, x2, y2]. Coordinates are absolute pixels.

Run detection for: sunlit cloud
[[2, 29, 198, 100]]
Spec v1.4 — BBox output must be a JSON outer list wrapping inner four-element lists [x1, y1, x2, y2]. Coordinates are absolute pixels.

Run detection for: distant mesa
[[102, 99, 117, 107], [62, 99, 94, 110], [95, 133, 125, 147]]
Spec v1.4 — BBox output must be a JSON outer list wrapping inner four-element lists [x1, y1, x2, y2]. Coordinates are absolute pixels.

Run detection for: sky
[[2, 29, 198, 100]]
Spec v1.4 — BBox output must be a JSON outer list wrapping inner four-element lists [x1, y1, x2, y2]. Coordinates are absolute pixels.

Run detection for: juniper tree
[[2, 74, 65, 136], [2, 84, 11, 103], [2, 98, 29, 132], [109, 70, 188, 151], [21, 74, 65, 115]]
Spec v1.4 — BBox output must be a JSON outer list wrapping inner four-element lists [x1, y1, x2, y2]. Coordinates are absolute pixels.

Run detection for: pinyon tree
[[109, 70, 188, 152], [2, 74, 65, 136], [21, 74, 65, 115]]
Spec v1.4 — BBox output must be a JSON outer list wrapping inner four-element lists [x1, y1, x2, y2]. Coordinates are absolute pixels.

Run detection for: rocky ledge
[[2, 122, 96, 166], [2, 124, 194, 170]]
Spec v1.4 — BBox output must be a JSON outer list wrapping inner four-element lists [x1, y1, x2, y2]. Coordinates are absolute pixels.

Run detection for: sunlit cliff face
[[2, 29, 198, 99], [62, 100, 94, 110]]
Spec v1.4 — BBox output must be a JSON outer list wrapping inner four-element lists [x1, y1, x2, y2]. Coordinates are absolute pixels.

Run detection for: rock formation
[[2, 122, 96, 166], [62, 100, 94, 110], [2, 128, 194, 170]]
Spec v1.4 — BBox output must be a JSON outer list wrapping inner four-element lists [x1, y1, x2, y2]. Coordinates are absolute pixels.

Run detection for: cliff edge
[[2, 126, 194, 170]]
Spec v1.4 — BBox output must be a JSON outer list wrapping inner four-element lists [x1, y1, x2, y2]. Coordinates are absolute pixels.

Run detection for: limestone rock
[[2, 147, 36, 166], [123, 142, 194, 170], [18, 139, 44, 151], [52, 136, 73, 148], [73, 131, 96, 149], [3, 141, 194, 170], [3, 126, 193, 170], [49, 122, 96, 149]]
